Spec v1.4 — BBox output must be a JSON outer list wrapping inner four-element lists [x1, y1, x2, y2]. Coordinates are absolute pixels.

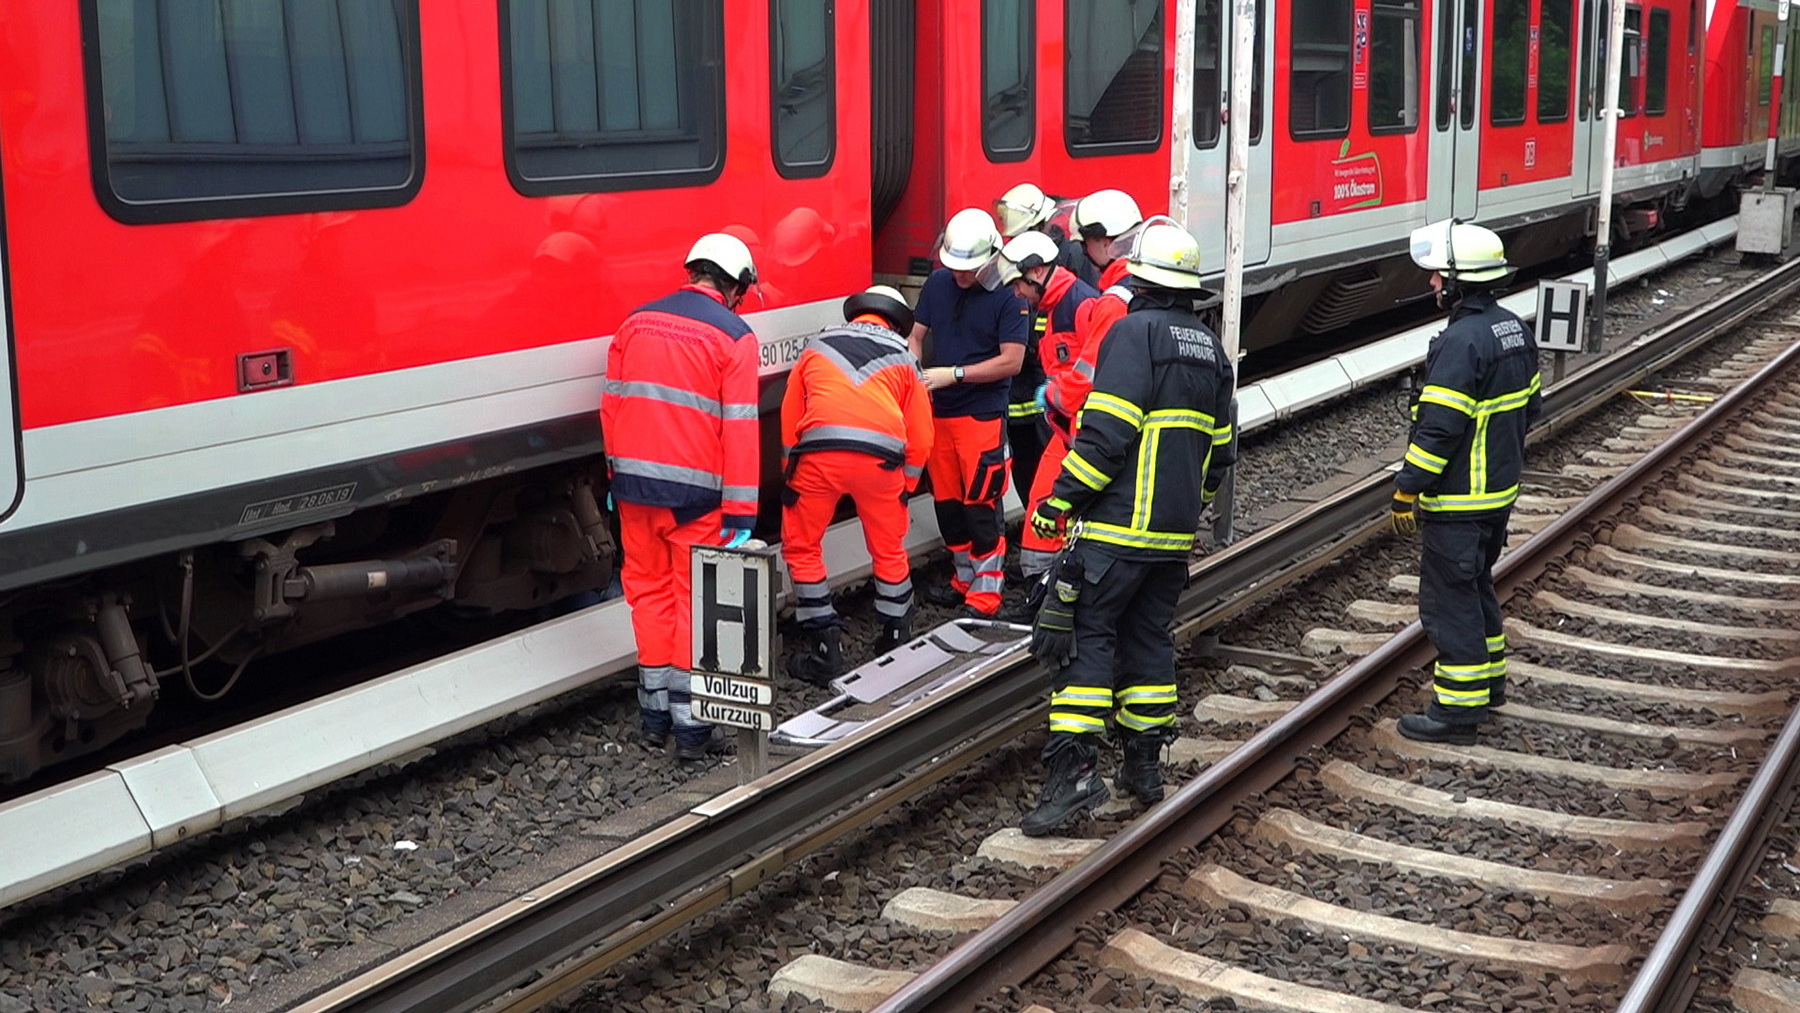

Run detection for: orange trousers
[[925, 415, 1008, 614], [618, 501, 721, 737], [782, 450, 914, 626], [1017, 431, 1070, 579]]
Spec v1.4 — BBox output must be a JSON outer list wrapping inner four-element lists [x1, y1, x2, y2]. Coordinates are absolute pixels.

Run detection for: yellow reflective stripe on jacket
[[1142, 408, 1216, 431], [1084, 392, 1145, 428], [1008, 401, 1040, 419], [1419, 385, 1477, 415], [1081, 521, 1196, 552], [1131, 427, 1159, 530], [1420, 485, 1520, 511], [1062, 449, 1110, 490], [1212, 421, 1235, 447], [1405, 443, 1449, 474]]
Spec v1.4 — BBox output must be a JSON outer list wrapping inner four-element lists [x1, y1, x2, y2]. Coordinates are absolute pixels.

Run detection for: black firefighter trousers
[[1047, 551, 1186, 737], [1418, 509, 1511, 724]]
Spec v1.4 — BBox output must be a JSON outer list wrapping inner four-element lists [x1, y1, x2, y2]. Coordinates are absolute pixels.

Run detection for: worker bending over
[[781, 286, 934, 684]]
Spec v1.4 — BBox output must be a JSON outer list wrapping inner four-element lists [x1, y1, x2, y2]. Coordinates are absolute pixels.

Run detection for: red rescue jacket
[[1034, 267, 1101, 439], [601, 284, 762, 527], [1045, 258, 1133, 418]]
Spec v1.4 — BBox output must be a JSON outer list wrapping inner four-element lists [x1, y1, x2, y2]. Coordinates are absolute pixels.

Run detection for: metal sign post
[[1535, 279, 1590, 383], [1210, 0, 1256, 546], [1768, 0, 1791, 183], [690, 542, 779, 783], [1590, 0, 1629, 351]]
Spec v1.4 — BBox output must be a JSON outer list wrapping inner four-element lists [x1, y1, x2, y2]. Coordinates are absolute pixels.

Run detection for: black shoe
[[1021, 736, 1110, 837], [1115, 730, 1167, 805], [874, 618, 912, 655], [959, 604, 999, 621], [1488, 675, 1508, 709], [1397, 712, 1479, 745], [996, 595, 1041, 624], [675, 726, 737, 762], [641, 727, 668, 750], [786, 625, 845, 687], [919, 584, 964, 608]]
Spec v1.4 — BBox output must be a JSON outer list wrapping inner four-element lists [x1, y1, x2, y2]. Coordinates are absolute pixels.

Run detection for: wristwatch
[[952, 365, 966, 383]]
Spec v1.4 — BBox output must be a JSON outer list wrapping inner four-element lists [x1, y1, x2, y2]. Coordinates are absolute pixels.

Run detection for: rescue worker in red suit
[[780, 286, 935, 685], [601, 234, 761, 762], [994, 183, 1101, 505], [908, 208, 1029, 617], [991, 231, 1100, 588], [1042, 190, 1145, 425]]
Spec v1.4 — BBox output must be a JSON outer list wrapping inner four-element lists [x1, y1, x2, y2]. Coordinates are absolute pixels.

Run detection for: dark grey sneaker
[[675, 726, 738, 762]]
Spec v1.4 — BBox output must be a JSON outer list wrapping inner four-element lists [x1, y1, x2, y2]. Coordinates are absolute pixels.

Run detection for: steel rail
[[870, 262, 1800, 1013], [293, 259, 1800, 1013]]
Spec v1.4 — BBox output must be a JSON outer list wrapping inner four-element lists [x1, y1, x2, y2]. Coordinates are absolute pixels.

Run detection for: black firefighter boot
[[874, 616, 912, 655], [786, 624, 845, 688], [1115, 730, 1168, 805], [1021, 734, 1110, 837]]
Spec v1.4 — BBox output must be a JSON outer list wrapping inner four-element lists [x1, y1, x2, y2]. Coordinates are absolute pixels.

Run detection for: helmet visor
[[939, 232, 997, 271], [974, 254, 1013, 292], [1109, 214, 1181, 264]]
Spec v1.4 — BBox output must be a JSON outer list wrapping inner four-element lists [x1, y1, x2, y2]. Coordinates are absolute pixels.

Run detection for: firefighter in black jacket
[[1020, 223, 1235, 837], [1391, 219, 1542, 744]]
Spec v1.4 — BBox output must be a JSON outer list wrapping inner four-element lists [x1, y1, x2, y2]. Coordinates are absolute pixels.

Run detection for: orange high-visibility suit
[[601, 284, 760, 748]]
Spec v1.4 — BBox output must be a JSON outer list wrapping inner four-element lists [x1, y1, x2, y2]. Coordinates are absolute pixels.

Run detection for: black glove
[[1030, 570, 1080, 669], [1391, 490, 1419, 537]]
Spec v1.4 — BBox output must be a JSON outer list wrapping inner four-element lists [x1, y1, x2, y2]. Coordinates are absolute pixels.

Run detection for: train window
[[83, 0, 423, 224], [1194, 0, 1265, 147], [1489, 0, 1529, 126], [1539, 0, 1573, 122], [1460, 0, 1479, 127], [1760, 25, 1777, 106], [1368, 0, 1420, 134], [984, 0, 1035, 160], [1194, 0, 1222, 147], [1645, 8, 1669, 114], [772, 0, 835, 177], [1579, 0, 1593, 119], [1433, 0, 1453, 128], [1620, 6, 1640, 118], [1065, 0, 1165, 155], [502, 0, 725, 195], [1289, 0, 1352, 139]]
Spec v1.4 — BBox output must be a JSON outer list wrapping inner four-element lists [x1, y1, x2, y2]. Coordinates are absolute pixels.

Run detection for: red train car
[[1700, 0, 1800, 194], [0, 0, 1767, 782], [0, 0, 873, 778]]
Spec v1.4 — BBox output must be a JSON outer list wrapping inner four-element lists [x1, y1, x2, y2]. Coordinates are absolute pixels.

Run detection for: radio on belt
[[690, 540, 779, 782]]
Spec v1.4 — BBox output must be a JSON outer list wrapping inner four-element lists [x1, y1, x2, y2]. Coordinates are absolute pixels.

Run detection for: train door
[[1188, 0, 1273, 269], [1427, 0, 1483, 218]]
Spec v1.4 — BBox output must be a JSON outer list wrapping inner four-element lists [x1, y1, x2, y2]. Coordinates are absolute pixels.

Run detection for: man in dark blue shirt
[[908, 208, 1028, 616]]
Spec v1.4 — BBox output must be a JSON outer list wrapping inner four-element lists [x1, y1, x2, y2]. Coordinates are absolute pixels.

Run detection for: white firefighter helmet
[[938, 207, 1003, 271], [1408, 219, 1509, 283], [995, 183, 1057, 238], [684, 233, 758, 288], [1072, 188, 1144, 240], [1125, 223, 1204, 290], [990, 230, 1063, 287]]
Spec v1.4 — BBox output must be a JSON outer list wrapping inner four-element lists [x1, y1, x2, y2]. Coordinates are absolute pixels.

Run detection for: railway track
[[253, 254, 1800, 1013], [861, 297, 1800, 1013]]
